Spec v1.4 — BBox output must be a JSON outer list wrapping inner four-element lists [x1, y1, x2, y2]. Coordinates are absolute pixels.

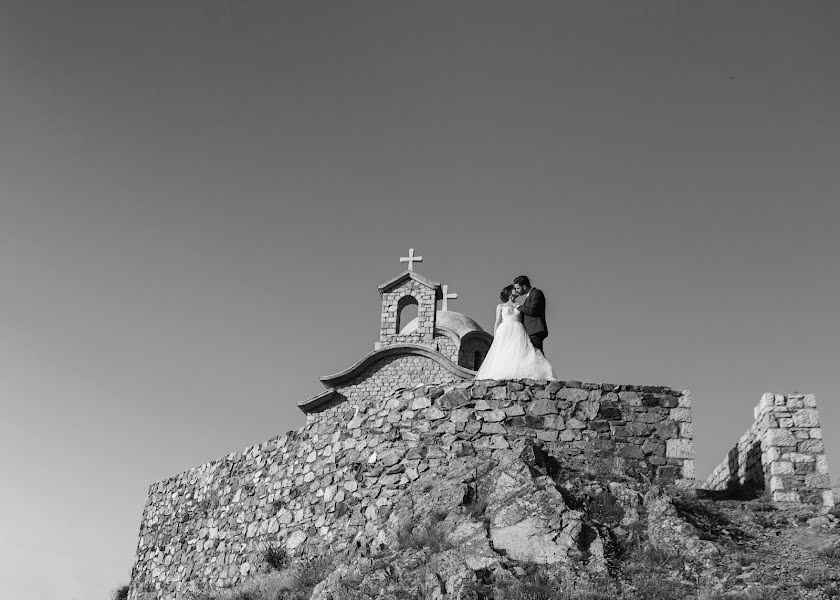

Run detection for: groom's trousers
[[529, 333, 547, 355]]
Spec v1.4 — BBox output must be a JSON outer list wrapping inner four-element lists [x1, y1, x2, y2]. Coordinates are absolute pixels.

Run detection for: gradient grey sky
[[1, 2, 839, 598]]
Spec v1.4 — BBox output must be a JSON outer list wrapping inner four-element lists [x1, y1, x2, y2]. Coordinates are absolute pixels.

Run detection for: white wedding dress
[[474, 303, 557, 380]]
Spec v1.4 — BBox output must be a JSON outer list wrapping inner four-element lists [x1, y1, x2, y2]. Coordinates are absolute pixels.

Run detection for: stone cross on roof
[[399, 248, 423, 271], [441, 284, 458, 311]]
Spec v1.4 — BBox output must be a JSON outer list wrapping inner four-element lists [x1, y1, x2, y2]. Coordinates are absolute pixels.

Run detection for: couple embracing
[[475, 275, 558, 381]]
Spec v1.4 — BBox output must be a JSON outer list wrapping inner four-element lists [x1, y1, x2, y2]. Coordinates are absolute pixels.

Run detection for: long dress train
[[474, 303, 557, 380]]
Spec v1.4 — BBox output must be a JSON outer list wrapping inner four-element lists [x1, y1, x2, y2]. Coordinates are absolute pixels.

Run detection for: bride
[[475, 285, 558, 381]]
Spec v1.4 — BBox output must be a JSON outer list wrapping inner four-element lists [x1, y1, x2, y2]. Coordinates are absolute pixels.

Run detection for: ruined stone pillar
[[704, 393, 833, 507]]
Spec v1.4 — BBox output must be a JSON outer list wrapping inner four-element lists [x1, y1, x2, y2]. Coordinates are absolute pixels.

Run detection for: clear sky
[[1, 2, 838, 599]]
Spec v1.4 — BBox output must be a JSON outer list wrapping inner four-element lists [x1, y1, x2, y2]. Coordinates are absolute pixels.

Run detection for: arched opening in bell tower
[[396, 295, 419, 334]]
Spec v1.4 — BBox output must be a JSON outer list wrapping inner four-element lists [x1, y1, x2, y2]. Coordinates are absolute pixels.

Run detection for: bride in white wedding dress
[[475, 285, 557, 380]]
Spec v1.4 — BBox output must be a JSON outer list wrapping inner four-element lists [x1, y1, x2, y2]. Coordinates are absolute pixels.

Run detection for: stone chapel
[[298, 249, 492, 415]]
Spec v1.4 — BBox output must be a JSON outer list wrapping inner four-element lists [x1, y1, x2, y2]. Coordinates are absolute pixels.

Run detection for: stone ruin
[[127, 250, 831, 599], [703, 392, 833, 506]]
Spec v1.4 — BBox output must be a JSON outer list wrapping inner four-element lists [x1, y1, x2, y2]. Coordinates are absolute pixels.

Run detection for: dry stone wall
[[704, 393, 832, 507], [130, 379, 693, 600]]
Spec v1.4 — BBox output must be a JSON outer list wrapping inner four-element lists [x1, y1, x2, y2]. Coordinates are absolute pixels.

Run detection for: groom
[[513, 275, 548, 355]]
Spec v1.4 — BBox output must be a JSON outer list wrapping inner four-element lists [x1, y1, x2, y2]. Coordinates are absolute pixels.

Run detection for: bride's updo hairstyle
[[500, 285, 514, 302]]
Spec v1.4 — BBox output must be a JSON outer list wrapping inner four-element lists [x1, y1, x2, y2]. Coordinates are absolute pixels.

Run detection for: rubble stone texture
[[379, 278, 438, 347], [128, 379, 694, 599], [703, 393, 832, 507], [312, 354, 462, 417]]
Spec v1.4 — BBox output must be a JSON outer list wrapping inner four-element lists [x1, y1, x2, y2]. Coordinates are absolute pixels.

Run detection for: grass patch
[[187, 572, 293, 600], [631, 573, 693, 600], [622, 545, 686, 580], [801, 568, 829, 590], [670, 490, 749, 544], [291, 555, 333, 590], [186, 555, 331, 600], [707, 587, 786, 600], [586, 490, 624, 526], [490, 565, 616, 600], [492, 565, 565, 600], [818, 544, 840, 561]]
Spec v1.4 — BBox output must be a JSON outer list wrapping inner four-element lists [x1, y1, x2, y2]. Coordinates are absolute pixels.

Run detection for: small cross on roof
[[441, 284, 458, 311], [399, 248, 423, 271]]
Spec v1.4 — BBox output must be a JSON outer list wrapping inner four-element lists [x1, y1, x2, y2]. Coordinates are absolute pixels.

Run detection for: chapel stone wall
[[308, 353, 462, 419], [434, 335, 459, 363]]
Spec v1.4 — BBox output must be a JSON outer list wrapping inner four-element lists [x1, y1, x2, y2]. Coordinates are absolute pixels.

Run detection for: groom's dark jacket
[[518, 287, 548, 338]]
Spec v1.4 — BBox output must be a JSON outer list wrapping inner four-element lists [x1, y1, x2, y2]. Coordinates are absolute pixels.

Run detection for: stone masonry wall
[[704, 393, 832, 507], [703, 416, 765, 495], [311, 354, 462, 417], [130, 379, 693, 600], [434, 334, 459, 363], [379, 280, 437, 346]]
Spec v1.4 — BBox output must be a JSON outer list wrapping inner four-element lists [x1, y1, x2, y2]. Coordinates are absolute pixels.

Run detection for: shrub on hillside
[[291, 555, 332, 590], [586, 490, 624, 525], [112, 585, 129, 600], [801, 568, 830, 590], [263, 546, 288, 571]]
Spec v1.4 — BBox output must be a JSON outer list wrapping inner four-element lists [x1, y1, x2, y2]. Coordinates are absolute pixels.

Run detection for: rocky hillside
[[182, 438, 840, 600], [131, 378, 696, 600]]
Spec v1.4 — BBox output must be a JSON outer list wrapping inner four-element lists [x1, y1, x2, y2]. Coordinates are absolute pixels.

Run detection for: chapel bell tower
[[375, 248, 442, 350]]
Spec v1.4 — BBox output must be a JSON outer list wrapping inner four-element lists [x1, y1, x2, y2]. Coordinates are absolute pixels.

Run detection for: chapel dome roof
[[399, 310, 487, 339]]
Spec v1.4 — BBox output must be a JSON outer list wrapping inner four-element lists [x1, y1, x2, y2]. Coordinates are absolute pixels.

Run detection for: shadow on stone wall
[[707, 442, 765, 501]]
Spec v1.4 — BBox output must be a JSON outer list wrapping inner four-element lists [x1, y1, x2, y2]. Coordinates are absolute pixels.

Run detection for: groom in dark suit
[[513, 275, 548, 354]]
